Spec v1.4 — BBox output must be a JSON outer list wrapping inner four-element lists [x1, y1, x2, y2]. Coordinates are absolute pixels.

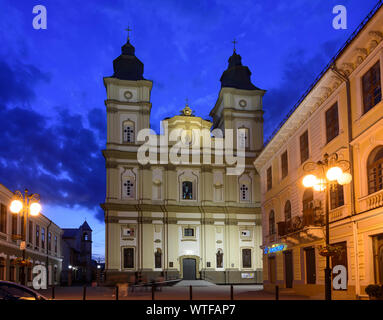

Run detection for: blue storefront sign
[[264, 243, 287, 254]]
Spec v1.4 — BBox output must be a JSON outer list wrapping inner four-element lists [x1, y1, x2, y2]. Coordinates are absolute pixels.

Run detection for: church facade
[[101, 35, 264, 284]]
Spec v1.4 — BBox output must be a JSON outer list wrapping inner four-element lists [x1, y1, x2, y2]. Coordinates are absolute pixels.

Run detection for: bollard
[[275, 285, 279, 300], [230, 284, 234, 300], [83, 285, 87, 300], [152, 284, 155, 300], [115, 285, 119, 300], [189, 285, 192, 300], [51, 286, 55, 300]]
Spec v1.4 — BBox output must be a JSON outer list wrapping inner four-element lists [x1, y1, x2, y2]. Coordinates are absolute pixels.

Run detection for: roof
[[62, 228, 78, 238], [80, 220, 92, 231]]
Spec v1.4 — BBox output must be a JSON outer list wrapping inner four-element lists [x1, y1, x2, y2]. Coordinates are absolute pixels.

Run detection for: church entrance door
[[183, 258, 196, 280]]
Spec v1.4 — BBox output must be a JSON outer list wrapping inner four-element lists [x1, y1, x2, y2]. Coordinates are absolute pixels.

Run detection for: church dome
[[220, 49, 260, 91], [112, 37, 145, 81]]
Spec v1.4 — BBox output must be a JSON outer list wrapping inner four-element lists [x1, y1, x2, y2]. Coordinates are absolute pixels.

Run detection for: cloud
[[262, 39, 341, 142], [0, 59, 105, 221]]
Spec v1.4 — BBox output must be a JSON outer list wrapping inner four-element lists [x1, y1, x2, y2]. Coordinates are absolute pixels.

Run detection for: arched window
[[240, 184, 249, 201], [182, 181, 193, 200], [123, 120, 135, 143], [368, 146, 383, 194], [269, 210, 275, 235], [216, 249, 223, 268], [123, 178, 135, 199]]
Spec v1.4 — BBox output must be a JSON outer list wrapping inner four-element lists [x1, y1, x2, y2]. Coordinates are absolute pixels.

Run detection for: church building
[[101, 34, 265, 284]]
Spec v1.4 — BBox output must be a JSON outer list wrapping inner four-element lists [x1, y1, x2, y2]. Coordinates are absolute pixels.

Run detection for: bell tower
[[210, 43, 265, 152]]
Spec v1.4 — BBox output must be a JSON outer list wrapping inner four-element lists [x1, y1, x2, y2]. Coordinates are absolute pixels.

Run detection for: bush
[[365, 284, 383, 297]]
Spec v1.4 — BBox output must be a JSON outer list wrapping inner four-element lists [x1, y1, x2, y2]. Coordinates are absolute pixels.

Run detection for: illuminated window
[[368, 146, 383, 194], [362, 61, 381, 114], [182, 181, 193, 200]]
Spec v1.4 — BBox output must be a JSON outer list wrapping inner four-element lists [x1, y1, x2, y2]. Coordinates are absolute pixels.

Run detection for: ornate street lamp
[[9, 189, 41, 285], [302, 153, 352, 301]]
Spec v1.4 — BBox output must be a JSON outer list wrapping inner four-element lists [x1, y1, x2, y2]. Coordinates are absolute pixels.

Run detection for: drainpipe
[[330, 64, 360, 298]]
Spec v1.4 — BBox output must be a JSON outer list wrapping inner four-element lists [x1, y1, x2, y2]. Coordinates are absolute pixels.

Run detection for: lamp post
[[9, 189, 42, 285], [302, 153, 352, 301]]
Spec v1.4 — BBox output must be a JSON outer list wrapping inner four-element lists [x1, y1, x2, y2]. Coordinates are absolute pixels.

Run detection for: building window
[[285, 200, 291, 222], [269, 210, 275, 235], [123, 120, 135, 143], [36, 225, 40, 247], [41, 227, 45, 249], [48, 232, 52, 251], [303, 189, 314, 226], [367, 146, 383, 194], [123, 248, 134, 269], [0, 258, 5, 280], [155, 249, 162, 269], [9, 261, 15, 282], [12, 214, 17, 236], [28, 221, 33, 244], [184, 228, 194, 237], [238, 127, 249, 149], [267, 167, 272, 191], [123, 179, 135, 199], [54, 235, 58, 253], [372, 234, 383, 284], [362, 61, 381, 114], [53, 267, 57, 283], [240, 184, 249, 201], [281, 151, 288, 179], [330, 183, 344, 209], [182, 181, 193, 200], [0, 204, 6, 234], [326, 103, 339, 143], [300, 130, 309, 164], [242, 249, 251, 268], [83, 233, 89, 241], [216, 250, 223, 268]]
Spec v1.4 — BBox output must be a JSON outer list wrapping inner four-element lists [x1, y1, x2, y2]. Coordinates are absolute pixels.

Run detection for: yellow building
[[254, 3, 383, 299], [102, 37, 264, 284]]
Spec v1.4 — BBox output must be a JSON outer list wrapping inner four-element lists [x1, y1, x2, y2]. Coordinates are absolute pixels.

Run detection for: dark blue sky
[[0, 0, 379, 257]]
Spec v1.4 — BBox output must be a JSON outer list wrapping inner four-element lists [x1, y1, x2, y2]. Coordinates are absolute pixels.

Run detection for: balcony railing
[[277, 211, 324, 237], [360, 189, 383, 211]]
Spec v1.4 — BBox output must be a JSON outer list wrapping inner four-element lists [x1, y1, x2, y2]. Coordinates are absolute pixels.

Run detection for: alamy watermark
[[332, 5, 347, 30], [32, 5, 47, 30], [137, 125, 247, 175]]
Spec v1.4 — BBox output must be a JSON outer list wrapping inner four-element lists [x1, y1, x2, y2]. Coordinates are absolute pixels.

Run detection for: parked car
[[0, 281, 48, 300]]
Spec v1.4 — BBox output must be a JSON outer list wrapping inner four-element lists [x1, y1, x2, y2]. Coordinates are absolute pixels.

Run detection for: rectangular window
[[41, 227, 45, 249], [48, 232, 52, 251], [182, 181, 193, 200], [305, 247, 316, 284], [12, 214, 17, 236], [35, 225, 40, 247], [330, 183, 344, 210], [281, 151, 288, 179], [372, 234, 383, 284], [184, 228, 194, 237], [267, 167, 272, 190], [326, 103, 339, 143], [155, 250, 162, 269], [54, 235, 58, 253], [123, 248, 134, 269], [242, 249, 252, 268], [0, 204, 6, 234], [362, 61, 381, 114], [300, 131, 309, 164], [28, 221, 33, 243]]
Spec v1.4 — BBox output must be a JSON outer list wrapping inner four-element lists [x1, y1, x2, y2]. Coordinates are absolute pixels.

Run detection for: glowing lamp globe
[[10, 200, 23, 214], [30, 202, 41, 216], [337, 172, 352, 185], [302, 175, 317, 188], [326, 166, 343, 181]]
